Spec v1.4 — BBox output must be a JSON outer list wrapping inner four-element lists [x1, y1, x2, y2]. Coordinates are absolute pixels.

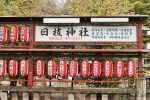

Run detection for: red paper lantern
[[58, 60, 67, 78], [0, 26, 7, 43], [35, 60, 44, 78], [20, 26, 29, 43], [114, 60, 124, 78], [0, 59, 6, 77], [19, 60, 28, 77], [46, 60, 56, 78], [68, 60, 78, 78], [103, 60, 113, 78], [126, 60, 136, 78], [91, 60, 101, 78], [8, 59, 18, 77], [80, 60, 90, 78], [9, 26, 18, 43]]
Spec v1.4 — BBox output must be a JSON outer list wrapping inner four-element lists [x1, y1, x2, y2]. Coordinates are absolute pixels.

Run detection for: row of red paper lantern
[[0, 26, 29, 43], [0, 59, 136, 78]]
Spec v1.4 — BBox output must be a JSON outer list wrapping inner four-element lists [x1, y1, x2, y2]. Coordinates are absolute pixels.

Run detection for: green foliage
[[131, 0, 150, 43], [61, 0, 133, 15], [0, 0, 42, 16]]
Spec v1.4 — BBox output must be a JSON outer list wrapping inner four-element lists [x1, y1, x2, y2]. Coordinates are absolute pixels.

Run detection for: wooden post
[[138, 22, 144, 78], [33, 93, 40, 100], [90, 94, 97, 100], [55, 93, 63, 100], [44, 93, 51, 100], [124, 93, 130, 100], [136, 78, 146, 100], [23, 92, 29, 100], [55, 77, 63, 100], [146, 93, 150, 100], [1, 92, 7, 100], [68, 93, 74, 100], [112, 94, 119, 100], [102, 94, 108, 100], [11, 92, 18, 100], [79, 94, 85, 100]]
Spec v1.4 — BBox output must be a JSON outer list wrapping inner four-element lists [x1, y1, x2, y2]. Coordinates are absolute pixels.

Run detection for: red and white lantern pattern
[[9, 26, 18, 43], [114, 60, 124, 78], [0, 26, 7, 43], [8, 59, 18, 77], [103, 60, 113, 78], [46, 60, 56, 78], [20, 26, 29, 43], [35, 60, 44, 78], [0, 59, 6, 77], [19, 60, 28, 77], [58, 60, 67, 78], [80, 60, 90, 78], [126, 60, 136, 78], [91, 60, 101, 78], [68, 60, 78, 78]]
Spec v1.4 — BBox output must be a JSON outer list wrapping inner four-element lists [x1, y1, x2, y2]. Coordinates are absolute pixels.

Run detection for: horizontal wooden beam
[[34, 42, 138, 46], [142, 26, 150, 30], [0, 53, 139, 58], [0, 87, 136, 93], [0, 49, 148, 53]]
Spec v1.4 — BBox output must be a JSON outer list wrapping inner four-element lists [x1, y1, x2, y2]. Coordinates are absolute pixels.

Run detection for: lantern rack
[[0, 15, 148, 95]]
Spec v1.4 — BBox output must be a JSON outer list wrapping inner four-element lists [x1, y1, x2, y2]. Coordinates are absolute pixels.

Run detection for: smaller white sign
[[35, 26, 137, 42]]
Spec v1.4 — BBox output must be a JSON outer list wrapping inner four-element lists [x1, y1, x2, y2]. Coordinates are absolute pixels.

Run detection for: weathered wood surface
[[33, 93, 40, 100], [12, 92, 18, 100], [1, 92, 8, 100], [136, 78, 146, 100], [0, 87, 136, 93], [23, 92, 29, 100], [44, 93, 51, 100]]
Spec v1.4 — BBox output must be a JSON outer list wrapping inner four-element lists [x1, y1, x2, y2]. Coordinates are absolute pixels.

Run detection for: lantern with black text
[[35, 60, 44, 78], [114, 60, 124, 78], [80, 60, 90, 78], [8, 59, 18, 77], [9, 26, 18, 43], [103, 60, 113, 78], [68, 60, 78, 78], [58, 60, 67, 78], [0, 26, 7, 43], [91, 60, 101, 78], [19, 60, 28, 77], [46, 60, 56, 78], [126, 60, 136, 78], [20, 26, 29, 43], [0, 59, 6, 77]]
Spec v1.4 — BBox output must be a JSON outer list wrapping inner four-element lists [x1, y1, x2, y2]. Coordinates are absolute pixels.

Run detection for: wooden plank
[[142, 26, 150, 30], [112, 94, 119, 100], [0, 49, 148, 53], [90, 94, 97, 100], [44, 93, 50, 100], [102, 94, 108, 100], [23, 92, 29, 100], [33, 93, 40, 100], [1, 92, 7, 100], [124, 94, 130, 100], [79, 94, 85, 100], [0, 87, 136, 93], [68, 93, 74, 100], [136, 79, 146, 100], [12, 92, 18, 100], [55, 93, 63, 100]]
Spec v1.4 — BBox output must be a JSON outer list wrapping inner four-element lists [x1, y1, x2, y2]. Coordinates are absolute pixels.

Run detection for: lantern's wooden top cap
[[0, 15, 148, 23]]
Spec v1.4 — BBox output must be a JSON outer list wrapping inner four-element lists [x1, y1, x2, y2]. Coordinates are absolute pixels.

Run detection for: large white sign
[[35, 26, 137, 42]]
